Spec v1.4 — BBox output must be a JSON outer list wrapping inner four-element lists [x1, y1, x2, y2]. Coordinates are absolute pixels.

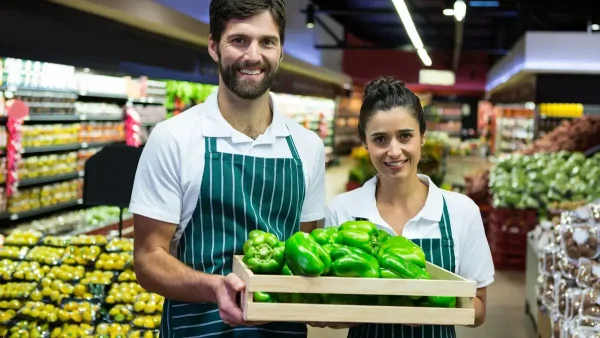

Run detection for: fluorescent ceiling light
[[592, 24, 600, 31], [443, 9, 455, 16], [454, 0, 467, 21], [391, 0, 431, 66], [468, 1, 499, 7], [417, 48, 432, 67]]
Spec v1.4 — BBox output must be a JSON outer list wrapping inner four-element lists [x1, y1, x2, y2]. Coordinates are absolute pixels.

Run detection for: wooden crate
[[232, 255, 477, 326]]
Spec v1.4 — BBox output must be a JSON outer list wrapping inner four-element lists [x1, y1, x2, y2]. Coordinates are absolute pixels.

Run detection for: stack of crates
[[487, 207, 538, 270]]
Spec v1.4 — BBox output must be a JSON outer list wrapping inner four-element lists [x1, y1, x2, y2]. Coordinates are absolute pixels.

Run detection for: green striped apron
[[161, 133, 308, 338], [348, 197, 457, 338]]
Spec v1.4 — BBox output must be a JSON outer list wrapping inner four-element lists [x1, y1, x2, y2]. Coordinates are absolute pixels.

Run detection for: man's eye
[[264, 40, 275, 45], [232, 38, 245, 44]]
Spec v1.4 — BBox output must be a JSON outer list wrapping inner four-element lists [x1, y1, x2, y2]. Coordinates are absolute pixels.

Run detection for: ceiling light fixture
[[306, 4, 315, 29], [592, 24, 600, 31], [443, 9, 455, 16], [453, 0, 467, 21], [390, 0, 432, 66]]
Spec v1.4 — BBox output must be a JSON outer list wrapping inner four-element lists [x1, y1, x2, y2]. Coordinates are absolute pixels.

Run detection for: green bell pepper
[[379, 252, 430, 280], [329, 245, 379, 278], [254, 292, 276, 303], [424, 296, 457, 308], [281, 262, 293, 276], [285, 232, 331, 276], [378, 236, 427, 269], [338, 221, 390, 255], [322, 294, 369, 305], [310, 227, 343, 246], [378, 295, 415, 307], [242, 230, 285, 274]]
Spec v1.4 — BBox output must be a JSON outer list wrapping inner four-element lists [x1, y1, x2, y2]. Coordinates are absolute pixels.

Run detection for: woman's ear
[[421, 133, 427, 146]]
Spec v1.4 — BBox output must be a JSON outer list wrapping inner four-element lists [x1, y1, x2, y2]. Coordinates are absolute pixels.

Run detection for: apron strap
[[439, 196, 455, 242], [284, 126, 301, 160], [205, 136, 217, 152]]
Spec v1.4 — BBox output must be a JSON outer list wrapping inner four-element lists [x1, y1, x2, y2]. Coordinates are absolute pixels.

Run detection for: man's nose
[[244, 41, 261, 63]]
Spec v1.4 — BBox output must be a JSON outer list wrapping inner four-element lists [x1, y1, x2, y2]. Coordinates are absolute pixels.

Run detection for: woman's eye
[[399, 134, 413, 141], [373, 136, 386, 144]]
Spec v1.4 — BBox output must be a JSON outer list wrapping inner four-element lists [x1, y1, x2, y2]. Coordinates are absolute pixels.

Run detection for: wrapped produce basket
[[232, 255, 476, 325]]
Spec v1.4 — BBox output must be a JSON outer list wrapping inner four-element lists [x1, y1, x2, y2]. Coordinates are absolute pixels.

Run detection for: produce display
[[489, 152, 600, 215], [534, 201, 600, 337], [523, 115, 600, 155], [16, 151, 79, 181], [7, 178, 82, 214], [242, 222, 457, 308], [0, 233, 162, 337]]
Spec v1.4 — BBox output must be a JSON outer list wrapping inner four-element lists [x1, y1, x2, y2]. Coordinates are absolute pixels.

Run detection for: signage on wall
[[419, 69, 456, 86]]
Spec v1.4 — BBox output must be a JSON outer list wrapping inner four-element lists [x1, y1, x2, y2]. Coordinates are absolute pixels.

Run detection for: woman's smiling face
[[364, 107, 424, 181]]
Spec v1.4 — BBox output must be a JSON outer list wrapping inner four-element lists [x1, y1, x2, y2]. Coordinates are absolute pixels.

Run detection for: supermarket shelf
[[0, 85, 76, 95], [69, 215, 134, 236], [0, 199, 83, 221], [17, 171, 84, 188], [24, 114, 123, 122], [21, 141, 124, 154]]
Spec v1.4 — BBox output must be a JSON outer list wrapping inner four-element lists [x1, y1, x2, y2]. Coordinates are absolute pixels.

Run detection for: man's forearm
[[135, 247, 221, 303]]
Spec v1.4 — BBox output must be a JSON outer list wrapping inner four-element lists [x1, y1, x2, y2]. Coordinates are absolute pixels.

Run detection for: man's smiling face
[[210, 11, 283, 100]]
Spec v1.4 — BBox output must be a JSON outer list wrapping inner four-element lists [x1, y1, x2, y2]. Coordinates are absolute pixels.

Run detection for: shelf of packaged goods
[[24, 114, 123, 122], [76, 216, 135, 237], [21, 141, 123, 154], [0, 199, 83, 221], [16, 171, 84, 188]]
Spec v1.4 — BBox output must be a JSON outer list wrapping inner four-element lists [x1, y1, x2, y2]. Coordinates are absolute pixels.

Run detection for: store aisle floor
[[308, 156, 536, 338]]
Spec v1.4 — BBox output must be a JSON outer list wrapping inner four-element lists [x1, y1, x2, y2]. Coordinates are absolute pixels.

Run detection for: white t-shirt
[[325, 175, 495, 288], [129, 90, 327, 254]]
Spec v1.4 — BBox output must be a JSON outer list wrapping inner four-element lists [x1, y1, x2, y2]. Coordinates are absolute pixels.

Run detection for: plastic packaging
[[80, 270, 117, 285], [60, 298, 101, 324], [0, 282, 37, 299], [561, 223, 600, 260], [577, 258, 600, 289], [579, 288, 600, 318], [61, 245, 102, 266], [133, 292, 165, 315], [117, 270, 137, 282], [95, 252, 133, 271], [540, 245, 561, 276], [106, 238, 134, 252], [132, 315, 161, 330], [0, 309, 16, 325], [554, 277, 576, 315], [558, 254, 580, 280], [12, 261, 46, 282], [105, 282, 144, 305], [95, 322, 133, 337], [25, 246, 65, 266], [50, 323, 95, 337], [0, 246, 29, 260], [70, 234, 108, 246], [42, 236, 73, 248], [107, 304, 135, 323], [4, 229, 42, 246], [542, 275, 557, 308], [129, 329, 160, 338], [0, 259, 18, 281], [45, 265, 86, 282], [18, 301, 60, 323]]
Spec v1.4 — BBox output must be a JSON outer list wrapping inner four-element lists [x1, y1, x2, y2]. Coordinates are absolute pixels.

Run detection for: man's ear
[[208, 34, 219, 62]]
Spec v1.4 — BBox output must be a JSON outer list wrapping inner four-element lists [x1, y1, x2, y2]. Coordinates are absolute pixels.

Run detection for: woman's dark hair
[[358, 76, 426, 142], [209, 0, 286, 46]]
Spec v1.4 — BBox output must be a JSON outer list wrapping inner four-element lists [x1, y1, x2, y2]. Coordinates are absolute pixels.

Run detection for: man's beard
[[218, 55, 278, 100]]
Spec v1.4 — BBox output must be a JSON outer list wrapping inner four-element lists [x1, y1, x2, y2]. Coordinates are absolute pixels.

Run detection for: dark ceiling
[[308, 0, 600, 63]]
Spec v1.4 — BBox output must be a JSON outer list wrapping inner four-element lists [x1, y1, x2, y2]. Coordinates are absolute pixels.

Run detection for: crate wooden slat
[[233, 255, 477, 325]]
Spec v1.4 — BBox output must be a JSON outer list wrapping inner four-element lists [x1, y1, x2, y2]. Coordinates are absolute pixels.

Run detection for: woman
[[325, 76, 494, 337]]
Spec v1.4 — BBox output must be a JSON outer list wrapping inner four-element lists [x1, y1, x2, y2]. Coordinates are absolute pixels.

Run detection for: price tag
[[10, 214, 18, 221], [79, 115, 87, 121], [77, 199, 83, 205], [81, 142, 88, 149], [78, 171, 85, 177]]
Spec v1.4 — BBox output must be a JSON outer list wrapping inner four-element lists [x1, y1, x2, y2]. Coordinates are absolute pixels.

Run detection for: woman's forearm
[[468, 295, 486, 328]]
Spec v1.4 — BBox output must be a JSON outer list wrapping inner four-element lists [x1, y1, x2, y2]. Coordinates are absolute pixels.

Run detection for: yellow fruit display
[[132, 315, 161, 330], [95, 252, 132, 271], [0, 309, 16, 323], [37, 278, 88, 304], [11, 262, 46, 282], [45, 265, 86, 281], [0, 259, 18, 280], [108, 304, 134, 323], [62, 245, 102, 265], [117, 269, 137, 282], [4, 229, 43, 246], [94, 322, 132, 337], [0, 299, 22, 310], [0, 282, 37, 299], [42, 236, 72, 247], [133, 292, 164, 314], [0, 246, 29, 260], [106, 282, 145, 305], [7, 320, 51, 338], [71, 235, 108, 246], [62, 300, 100, 324], [50, 323, 94, 338], [25, 246, 66, 265], [129, 329, 159, 338], [106, 238, 134, 252], [20, 301, 60, 323], [80, 270, 115, 285]]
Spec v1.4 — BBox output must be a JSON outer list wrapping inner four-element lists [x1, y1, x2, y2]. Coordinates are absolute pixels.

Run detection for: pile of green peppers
[[241, 221, 456, 309]]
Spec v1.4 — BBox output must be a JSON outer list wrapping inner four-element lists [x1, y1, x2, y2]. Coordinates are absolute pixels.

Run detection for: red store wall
[[342, 34, 489, 95]]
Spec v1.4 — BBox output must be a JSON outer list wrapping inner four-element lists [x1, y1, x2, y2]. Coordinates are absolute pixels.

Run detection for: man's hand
[[215, 273, 269, 327]]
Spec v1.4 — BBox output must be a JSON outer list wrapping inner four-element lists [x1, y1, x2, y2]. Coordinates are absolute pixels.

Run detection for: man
[[129, 0, 326, 337]]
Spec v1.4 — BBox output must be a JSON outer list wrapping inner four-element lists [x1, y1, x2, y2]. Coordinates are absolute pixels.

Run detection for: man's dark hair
[[209, 0, 286, 46]]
